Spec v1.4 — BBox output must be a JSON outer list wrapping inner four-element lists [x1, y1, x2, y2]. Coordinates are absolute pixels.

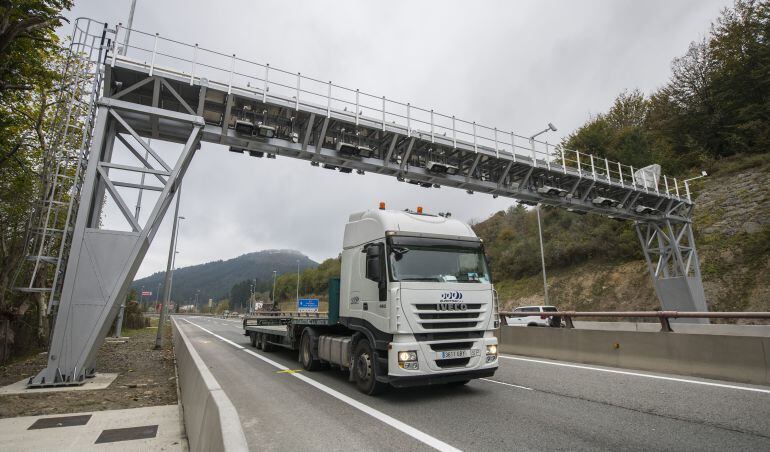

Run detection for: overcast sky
[[60, 0, 731, 278]]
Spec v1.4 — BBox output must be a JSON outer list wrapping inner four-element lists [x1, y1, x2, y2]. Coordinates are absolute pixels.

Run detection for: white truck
[[243, 205, 500, 394]]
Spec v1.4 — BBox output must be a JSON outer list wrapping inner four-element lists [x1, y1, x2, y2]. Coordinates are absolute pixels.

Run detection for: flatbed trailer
[[242, 279, 343, 352], [242, 312, 340, 351]]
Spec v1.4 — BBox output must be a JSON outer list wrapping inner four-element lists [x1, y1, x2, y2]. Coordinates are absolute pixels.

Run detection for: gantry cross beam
[[28, 19, 707, 386]]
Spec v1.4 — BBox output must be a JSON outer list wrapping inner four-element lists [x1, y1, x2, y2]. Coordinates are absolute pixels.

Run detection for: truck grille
[[429, 342, 473, 351], [410, 302, 485, 331]]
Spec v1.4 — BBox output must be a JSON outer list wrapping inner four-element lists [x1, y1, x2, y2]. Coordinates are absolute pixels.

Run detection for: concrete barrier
[[571, 321, 770, 337], [497, 326, 770, 386], [172, 318, 249, 452]]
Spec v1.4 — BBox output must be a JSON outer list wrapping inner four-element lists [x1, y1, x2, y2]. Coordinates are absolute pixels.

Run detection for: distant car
[[506, 306, 562, 327]]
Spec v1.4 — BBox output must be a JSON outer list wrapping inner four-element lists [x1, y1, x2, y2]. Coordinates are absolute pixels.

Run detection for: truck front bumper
[[388, 367, 497, 387]]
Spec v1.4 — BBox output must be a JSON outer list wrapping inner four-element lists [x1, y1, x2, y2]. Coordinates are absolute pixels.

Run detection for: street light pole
[[271, 270, 277, 310], [121, 0, 137, 55], [529, 123, 558, 306], [154, 188, 184, 350]]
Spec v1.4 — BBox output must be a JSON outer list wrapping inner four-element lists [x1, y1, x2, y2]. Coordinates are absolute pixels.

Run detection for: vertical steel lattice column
[[636, 220, 708, 321], [29, 97, 204, 387]]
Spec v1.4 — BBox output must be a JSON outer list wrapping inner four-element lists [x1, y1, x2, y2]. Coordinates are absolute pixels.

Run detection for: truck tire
[[352, 340, 387, 395], [249, 332, 257, 347], [261, 334, 275, 352], [299, 332, 321, 371]]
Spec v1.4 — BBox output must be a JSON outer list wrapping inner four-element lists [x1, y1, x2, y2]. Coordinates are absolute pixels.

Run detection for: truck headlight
[[398, 350, 418, 369], [486, 345, 498, 356]]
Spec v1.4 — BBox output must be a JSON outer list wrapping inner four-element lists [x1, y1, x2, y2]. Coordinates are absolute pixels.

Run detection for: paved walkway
[[0, 405, 186, 451]]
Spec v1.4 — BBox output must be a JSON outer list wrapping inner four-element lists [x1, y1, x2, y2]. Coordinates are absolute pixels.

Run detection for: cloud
[[61, 0, 731, 278]]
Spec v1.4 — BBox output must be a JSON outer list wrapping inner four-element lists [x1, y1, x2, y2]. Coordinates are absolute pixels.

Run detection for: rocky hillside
[[482, 153, 770, 313]]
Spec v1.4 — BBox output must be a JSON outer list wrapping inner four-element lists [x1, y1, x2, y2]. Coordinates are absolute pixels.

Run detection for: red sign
[[141, 291, 152, 296]]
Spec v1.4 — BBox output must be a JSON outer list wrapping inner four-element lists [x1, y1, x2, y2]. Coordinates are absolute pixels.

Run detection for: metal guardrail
[[499, 311, 770, 332]]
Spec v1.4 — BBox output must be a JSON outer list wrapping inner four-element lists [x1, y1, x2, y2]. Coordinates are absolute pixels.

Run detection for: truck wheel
[[249, 332, 257, 347], [352, 340, 387, 395], [261, 335, 275, 352], [300, 332, 321, 371]]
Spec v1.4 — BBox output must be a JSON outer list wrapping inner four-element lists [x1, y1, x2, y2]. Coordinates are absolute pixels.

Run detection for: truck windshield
[[388, 245, 490, 283]]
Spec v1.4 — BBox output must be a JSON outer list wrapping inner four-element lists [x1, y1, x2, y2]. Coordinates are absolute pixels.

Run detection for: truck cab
[[338, 206, 499, 391], [243, 205, 499, 395]]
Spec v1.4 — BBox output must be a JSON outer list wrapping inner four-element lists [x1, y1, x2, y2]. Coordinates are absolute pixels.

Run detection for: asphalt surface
[[175, 316, 770, 451]]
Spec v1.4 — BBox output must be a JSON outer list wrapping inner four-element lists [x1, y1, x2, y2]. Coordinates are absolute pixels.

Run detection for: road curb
[[171, 317, 249, 452]]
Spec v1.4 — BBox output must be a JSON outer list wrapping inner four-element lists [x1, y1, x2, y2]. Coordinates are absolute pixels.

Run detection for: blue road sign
[[298, 298, 319, 312]]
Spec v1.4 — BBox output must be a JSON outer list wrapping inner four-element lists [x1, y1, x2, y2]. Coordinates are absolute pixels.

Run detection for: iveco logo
[[438, 291, 466, 311]]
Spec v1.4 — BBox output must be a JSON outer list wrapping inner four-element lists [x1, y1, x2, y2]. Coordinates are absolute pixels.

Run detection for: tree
[[0, 0, 73, 363], [229, 280, 252, 312]]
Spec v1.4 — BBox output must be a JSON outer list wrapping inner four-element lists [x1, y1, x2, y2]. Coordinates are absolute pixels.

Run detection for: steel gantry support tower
[[27, 19, 707, 386]]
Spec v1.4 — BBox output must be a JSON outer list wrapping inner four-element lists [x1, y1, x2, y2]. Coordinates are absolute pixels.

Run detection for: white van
[[506, 306, 561, 327]]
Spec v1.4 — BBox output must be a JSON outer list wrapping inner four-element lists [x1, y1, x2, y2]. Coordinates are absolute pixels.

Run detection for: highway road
[[174, 316, 770, 451]]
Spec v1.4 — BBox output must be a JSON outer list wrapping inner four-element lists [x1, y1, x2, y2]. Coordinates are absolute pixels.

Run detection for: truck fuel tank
[[318, 335, 351, 368]]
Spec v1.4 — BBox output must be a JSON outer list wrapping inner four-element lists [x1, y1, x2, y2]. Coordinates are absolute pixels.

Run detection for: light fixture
[[592, 196, 620, 207], [266, 153, 276, 159], [248, 150, 264, 158], [537, 185, 568, 197], [338, 167, 352, 173], [256, 123, 276, 138], [426, 161, 459, 176], [235, 119, 254, 135], [635, 205, 659, 215], [356, 169, 365, 175], [290, 132, 299, 143], [466, 189, 474, 195], [310, 161, 320, 167], [530, 122, 558, 141]]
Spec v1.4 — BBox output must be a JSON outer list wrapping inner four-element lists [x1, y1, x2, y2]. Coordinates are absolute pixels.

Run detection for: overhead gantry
[[23, 19, 707, 386]]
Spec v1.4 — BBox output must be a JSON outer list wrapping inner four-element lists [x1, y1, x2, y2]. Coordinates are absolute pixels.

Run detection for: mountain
[[130, 249, 318, 304]]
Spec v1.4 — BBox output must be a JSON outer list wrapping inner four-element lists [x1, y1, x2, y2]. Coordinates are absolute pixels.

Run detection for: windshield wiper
[[400, 277, 442, 282]]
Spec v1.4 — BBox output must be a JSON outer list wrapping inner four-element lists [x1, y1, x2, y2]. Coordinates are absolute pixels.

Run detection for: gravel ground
[[0, 321, 177, 418]]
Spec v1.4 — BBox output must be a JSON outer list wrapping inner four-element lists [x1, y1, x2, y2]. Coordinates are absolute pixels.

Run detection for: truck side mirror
[[365, 244, 382, 282], [365, 244, 388, 302]]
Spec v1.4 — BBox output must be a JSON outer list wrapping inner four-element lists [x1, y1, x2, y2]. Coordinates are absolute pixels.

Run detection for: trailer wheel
[[299, 332, 321, 371], [261, 334, 275, 352], [352, 340, 387, 395]]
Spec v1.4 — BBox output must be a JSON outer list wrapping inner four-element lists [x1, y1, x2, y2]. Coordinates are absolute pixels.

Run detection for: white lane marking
[[499, 355, 770, 394], [479, 378, 533, 391], [182, 318, 461, 452], [182, 319, 244, 349]]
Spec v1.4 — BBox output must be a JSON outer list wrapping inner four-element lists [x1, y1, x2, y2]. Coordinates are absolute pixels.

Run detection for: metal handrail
[[97, 20, 691, 202], [499, 311, 770, 332]]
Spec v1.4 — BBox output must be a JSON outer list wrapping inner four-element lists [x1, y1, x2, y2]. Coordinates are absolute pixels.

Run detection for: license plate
[[436, 349, 480, 359]]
